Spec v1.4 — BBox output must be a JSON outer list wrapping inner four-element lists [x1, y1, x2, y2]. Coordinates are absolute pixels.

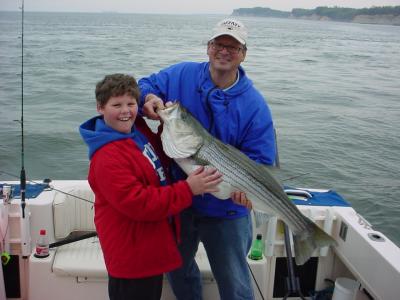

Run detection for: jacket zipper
[[205, 86, 217, 132]]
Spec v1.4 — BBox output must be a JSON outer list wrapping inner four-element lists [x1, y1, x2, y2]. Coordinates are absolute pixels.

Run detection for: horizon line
[[0, 10, 230, 15], [1, 5, 398, 15]]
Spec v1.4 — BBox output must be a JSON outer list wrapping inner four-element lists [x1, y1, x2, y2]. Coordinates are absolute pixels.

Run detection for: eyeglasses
[[209, 41, 244, 54]]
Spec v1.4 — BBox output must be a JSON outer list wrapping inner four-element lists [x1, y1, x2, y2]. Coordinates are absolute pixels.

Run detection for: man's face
[[97, 93, 138, 134], [207, 35, 246, 73]]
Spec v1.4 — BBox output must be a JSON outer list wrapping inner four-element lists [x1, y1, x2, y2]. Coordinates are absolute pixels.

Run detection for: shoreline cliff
[[232, 6, 400, 26]]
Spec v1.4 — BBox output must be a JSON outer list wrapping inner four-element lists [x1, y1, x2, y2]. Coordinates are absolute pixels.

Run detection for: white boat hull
[[1, 180, 399, 300]]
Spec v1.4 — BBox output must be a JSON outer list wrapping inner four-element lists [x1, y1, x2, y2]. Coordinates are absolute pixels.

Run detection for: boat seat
[[53, 188, 95, 239], [51, 185, 216, 280], [52, 236, 213, 279], [52, 236, 106, 278]]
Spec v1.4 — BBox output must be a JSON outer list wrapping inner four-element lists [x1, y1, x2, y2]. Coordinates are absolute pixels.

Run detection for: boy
[[79, 74, 222, 300]]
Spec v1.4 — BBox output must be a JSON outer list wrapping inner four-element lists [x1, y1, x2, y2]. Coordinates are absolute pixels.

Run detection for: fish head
[[157, 102, 204, 159]]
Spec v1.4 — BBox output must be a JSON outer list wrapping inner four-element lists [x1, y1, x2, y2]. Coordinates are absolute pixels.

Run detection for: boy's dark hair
[[95, 74, 140, 107]]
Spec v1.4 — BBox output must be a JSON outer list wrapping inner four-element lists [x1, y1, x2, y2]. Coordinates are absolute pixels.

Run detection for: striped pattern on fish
[[158, 102, 336, 265], [196, 139, 310, 235]]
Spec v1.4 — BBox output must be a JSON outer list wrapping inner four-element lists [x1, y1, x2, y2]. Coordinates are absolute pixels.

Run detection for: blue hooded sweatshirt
[[79, 116, 166, 185], [139, 62, 276, 218]]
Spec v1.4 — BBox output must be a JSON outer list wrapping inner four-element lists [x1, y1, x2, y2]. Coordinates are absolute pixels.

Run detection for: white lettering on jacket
[[143, 143, 166, 182]]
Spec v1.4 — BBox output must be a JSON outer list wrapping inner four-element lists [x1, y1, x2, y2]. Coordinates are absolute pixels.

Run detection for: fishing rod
[[20, 0, 26, 212], [18, 0, 31, 258], [274, 128, 280, 168]]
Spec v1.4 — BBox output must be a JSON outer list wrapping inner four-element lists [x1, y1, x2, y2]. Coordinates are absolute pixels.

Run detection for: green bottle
[[249, 234, 264, 260]]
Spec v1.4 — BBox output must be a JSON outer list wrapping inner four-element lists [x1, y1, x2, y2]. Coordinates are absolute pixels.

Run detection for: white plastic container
[[332, 277, 359, 300], [34, 229, 49, 258]]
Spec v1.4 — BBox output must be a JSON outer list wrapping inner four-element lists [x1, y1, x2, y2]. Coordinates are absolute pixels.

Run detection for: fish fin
[[175, 158, 204, 174], [253, 209, 274, 227], [293, 221, 337, 265], [195, 156, 210, 166]]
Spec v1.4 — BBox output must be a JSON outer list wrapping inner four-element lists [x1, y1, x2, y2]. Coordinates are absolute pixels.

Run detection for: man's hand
[[143, 94, 164, 120], [231, 191, 252, 210]]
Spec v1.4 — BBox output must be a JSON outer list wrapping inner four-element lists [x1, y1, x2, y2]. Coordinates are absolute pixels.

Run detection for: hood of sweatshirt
[[79, 115, 135, 159]]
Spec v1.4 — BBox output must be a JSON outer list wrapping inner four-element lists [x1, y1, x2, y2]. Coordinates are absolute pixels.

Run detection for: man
[[139, 18, 276, 300]]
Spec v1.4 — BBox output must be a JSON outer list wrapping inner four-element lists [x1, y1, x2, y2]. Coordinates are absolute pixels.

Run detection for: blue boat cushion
[[284, 187, 350, 207]]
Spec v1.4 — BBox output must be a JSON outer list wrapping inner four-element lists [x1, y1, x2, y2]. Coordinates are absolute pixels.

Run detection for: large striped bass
[[157, 102, 336, 265]]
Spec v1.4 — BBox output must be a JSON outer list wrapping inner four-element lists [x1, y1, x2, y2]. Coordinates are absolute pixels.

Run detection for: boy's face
[[97, 93, 138, 134]]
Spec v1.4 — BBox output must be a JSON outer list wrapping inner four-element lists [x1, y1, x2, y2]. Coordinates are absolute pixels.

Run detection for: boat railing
[[259, 206, 336, 259]]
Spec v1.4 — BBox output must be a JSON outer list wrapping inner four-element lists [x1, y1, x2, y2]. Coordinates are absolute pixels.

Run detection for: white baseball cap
[[209, 18, 248, 45]]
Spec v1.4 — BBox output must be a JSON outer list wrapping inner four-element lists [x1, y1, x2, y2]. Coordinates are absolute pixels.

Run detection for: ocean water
[[0, 12, 399, 246]]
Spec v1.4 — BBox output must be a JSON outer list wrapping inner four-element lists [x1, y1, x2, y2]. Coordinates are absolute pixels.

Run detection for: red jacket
[[87, 117, 192, 278]]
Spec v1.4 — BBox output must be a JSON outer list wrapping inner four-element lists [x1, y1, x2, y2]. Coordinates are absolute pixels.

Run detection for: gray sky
[[1, 0, 400, 14]]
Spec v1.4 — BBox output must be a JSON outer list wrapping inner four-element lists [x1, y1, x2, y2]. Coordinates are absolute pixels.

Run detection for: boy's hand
[[143, 94, 164, 120], [231, 191, 252, 210], [186, 166, 223, 196]]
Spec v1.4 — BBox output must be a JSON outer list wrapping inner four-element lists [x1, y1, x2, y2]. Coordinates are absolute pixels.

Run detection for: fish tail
[[293, 222, 337, 265]]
